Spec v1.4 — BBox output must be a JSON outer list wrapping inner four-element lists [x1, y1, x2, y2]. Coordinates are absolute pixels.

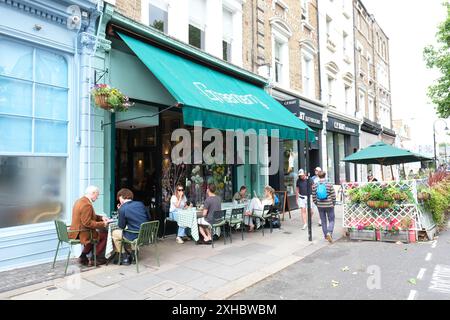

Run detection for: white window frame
[[327, 75, 335, 106], [188, 22, 205, 50], [368, 95, 375, 122], [358, 88, 369, 118], [222, 7, 233, 62], [344, 84, 351, 114], [273, 0, 289, 19], [141, 0, 169, 32], [301, 0, 309, 20], [271, 19, 292, 87], [301, 47, 315, 99]]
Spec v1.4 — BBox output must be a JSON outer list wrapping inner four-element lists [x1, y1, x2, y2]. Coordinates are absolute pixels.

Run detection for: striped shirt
[[312, 181, 336, 208]]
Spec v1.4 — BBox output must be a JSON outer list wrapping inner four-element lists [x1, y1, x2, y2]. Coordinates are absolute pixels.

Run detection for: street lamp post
[[433, 119, 449, 169]]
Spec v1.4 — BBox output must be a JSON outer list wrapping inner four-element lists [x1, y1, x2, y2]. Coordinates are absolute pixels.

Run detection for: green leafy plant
[[425, 185, 450, 226], [91, 84, 133, 112]]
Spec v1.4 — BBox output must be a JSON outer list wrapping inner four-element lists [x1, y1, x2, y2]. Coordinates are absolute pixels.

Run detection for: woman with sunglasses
[[169, 184, 189, 244]]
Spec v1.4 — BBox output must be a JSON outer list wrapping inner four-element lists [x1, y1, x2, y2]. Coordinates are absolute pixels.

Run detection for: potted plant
[[379, 218, 409, 243], [387, 186, 408, 202], [91, 84, 134, 112], [347, 188, 363, 204], [364, 184, 394, 209], [349, 222, 377, 241]]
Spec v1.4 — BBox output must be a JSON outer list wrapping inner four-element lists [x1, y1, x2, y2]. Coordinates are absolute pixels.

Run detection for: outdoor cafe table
[[177, 202, 247, 240], [105, 219, 119, 260]]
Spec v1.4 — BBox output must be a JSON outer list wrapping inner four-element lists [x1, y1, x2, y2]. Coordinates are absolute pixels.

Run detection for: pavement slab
[[185, 274, 228, 293], [157, 266, 204, 284], [0, 208, 347, 300], [147, 280, 189, 298], [118, 273, 165, 293], [86, 285, 145, 300]]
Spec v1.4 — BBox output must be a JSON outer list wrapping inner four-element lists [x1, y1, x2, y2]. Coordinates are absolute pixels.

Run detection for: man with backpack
[[312, 172, 336, 243]]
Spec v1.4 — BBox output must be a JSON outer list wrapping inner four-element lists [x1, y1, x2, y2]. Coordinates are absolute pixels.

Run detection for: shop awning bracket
[[100, 102, 182, 130], [94, 68, 109, 85]]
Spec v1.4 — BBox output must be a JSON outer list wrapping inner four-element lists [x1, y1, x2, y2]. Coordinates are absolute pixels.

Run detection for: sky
[[362, 0, 447, 148]]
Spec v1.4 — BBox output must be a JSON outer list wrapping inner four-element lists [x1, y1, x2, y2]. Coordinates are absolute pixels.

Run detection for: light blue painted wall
[[0, 0, 97, 272]]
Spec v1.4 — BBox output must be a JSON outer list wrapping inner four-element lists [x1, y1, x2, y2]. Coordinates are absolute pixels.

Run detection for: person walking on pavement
[[311, 167, 323, 227], [296, 169, 311, 230], [312, 172, 336, 243]]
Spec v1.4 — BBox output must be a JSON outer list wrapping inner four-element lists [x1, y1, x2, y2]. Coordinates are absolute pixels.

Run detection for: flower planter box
[[349, 229, 377, 241], [380, 230, 409, 243]]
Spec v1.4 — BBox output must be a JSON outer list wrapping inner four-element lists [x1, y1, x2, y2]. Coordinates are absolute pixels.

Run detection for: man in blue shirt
[[112, 188, 150, 265]]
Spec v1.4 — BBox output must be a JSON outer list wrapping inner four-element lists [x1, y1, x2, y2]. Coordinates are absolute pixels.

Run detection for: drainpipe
[[352, 4, 358, 119], [86, 2, 104, 187], [251, 0, 256, 73], [316, 0, 322, 102], [316, 0, 326, 171]]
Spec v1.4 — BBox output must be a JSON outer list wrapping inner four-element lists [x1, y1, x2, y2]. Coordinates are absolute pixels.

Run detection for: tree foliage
[[423, 2, 450, 118]]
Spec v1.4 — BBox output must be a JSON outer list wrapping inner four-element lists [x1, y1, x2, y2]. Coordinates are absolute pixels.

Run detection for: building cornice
[[361, 117, 382, 135], [327, 109, 362, 126], [0, 0, 98, 29], [382, 127, 396, 137], [271, 85, 328, 111]]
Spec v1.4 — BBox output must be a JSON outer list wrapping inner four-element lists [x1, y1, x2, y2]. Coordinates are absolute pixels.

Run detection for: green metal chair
[[52, 220, 97, 275], [249, 205, 273, 236], [227, 207, 245, 242], [119, 220, 160, 273], [261, 205, 280, 236], [209, 210, 228, 248]]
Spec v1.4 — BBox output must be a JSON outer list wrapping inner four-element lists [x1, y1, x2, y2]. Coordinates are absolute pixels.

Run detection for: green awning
[[343, 141, 433, 165], [118, 33, 315, 142]]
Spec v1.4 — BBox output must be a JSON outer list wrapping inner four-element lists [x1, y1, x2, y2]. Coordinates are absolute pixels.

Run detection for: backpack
[[274, 195, 280, 205], [316, 183, 328, 200]]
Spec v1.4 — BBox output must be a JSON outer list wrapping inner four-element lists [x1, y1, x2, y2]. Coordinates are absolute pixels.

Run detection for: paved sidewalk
[[0, 207, 344, 300]]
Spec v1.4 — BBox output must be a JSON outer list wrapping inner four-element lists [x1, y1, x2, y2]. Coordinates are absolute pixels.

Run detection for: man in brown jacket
[[69, 186, 109, 266]]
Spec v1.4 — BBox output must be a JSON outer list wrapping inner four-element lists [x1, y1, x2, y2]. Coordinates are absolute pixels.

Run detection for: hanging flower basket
[[94, 94, 110, 110], [91, 84, 133, 112], [366, 200, 392, 209]]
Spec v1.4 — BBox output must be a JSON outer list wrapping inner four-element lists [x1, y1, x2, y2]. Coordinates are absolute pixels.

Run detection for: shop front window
[[0, 38, 69, 228], [0, 39, 68, 154], [0, 156, 66, 228], [326, 132, 335, 184], [160, 117, 234, 212], [283, 140, 299, 195]]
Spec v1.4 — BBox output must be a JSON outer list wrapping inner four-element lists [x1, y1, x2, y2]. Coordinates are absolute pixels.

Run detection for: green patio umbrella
[[343, 141, 432, 180]]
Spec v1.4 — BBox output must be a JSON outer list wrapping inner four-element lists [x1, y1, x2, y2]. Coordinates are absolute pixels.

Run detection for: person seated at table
[[368, 171, 378, 182], [244, 185, 275, 232], [69, 186, 109, 266], [197, 184, 221, 244], [112, 188, 150, 265], [170, 183, 190, 244], [232, 186, 248, 204]]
